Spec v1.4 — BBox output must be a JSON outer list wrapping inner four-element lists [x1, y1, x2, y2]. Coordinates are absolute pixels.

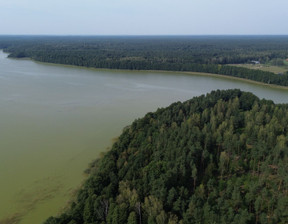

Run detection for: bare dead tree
[[135, 202, 142, 224]]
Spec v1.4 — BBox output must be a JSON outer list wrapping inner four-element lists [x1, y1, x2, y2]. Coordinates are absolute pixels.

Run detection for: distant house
[[251, 60, 260, 64]]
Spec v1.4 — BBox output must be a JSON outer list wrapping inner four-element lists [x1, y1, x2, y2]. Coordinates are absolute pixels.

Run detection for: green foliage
[[43, 89, 288, 224], [127, 212, 137, 224], [269, 58, 285, 66]]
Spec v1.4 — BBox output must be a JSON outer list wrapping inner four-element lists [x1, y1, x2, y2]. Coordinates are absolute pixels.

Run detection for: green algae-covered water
[[1, 50, 288, 224]]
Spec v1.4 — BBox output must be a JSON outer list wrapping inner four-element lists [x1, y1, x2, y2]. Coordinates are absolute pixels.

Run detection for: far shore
[[2, 49, 288, 91], [34, 60, 288, 91]]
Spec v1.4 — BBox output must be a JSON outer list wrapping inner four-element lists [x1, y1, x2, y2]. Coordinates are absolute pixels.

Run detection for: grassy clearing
[[230, 63, 288, 74]]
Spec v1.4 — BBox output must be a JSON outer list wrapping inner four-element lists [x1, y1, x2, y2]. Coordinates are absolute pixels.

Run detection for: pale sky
[[0, 0, 287, 35]]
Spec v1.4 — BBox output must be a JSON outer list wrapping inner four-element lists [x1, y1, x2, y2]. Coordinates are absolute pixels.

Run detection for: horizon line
[[1, 34, 288, 37]]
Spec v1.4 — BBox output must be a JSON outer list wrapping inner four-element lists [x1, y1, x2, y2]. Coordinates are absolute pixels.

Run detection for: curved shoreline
[[2, 49, 288, 90], [34, 60, 288, 91]]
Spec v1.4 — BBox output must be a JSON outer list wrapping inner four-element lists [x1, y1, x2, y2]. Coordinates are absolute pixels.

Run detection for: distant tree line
[[44, 89, 288, 224], [1, 35, 288, 86]]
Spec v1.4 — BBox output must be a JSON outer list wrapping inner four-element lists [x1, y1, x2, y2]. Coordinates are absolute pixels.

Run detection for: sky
[[0, 0, 287, 35]]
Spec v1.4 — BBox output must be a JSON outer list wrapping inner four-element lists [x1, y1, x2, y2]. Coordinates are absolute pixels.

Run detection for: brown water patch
[[15, 177, 63, 210], [0, 213, 22, 224], [0, 177, 64, 224]]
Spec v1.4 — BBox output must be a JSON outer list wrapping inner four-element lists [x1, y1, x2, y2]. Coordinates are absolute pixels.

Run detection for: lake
[[1, 50, 288, 224]]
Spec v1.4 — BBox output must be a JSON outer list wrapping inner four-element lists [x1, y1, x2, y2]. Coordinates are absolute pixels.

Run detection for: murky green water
[[1, 50, 288, 224]]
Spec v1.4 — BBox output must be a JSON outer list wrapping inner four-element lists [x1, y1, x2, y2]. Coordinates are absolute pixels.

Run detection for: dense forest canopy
[[1, 35, 288, 86], [44, 89, 288, 224], [0, 35, 288, 64]]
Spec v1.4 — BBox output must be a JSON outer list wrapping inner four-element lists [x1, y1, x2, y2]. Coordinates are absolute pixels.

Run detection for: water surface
[[1, 50, 288, 224]]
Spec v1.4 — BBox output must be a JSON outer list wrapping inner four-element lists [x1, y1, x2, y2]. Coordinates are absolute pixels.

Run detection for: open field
[[230, 63, 288, 74]]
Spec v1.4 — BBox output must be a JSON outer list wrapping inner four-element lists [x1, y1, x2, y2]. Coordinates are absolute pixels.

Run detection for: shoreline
[[34, 60, 288, 91], [2, 49, 288, 90]]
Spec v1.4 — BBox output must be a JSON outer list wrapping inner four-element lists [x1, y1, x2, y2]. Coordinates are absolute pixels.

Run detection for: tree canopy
[[44, 89, 288, 224]]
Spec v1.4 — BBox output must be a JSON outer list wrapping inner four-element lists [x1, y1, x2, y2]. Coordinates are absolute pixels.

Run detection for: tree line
[[1, 35, 288, 86]]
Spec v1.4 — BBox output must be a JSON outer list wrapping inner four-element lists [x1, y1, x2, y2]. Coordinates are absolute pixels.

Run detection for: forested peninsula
[[0, 36, 288, 86], [44, 89, 288, 224]]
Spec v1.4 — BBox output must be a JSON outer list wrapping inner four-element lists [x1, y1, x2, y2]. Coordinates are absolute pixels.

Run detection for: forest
[[44, 89, 288, 224], [0, 35, 288, 86]]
